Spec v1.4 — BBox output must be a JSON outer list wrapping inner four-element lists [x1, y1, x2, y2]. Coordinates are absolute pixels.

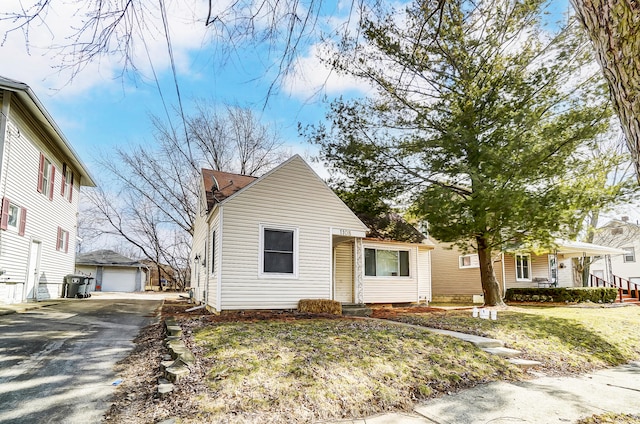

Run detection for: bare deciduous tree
[[80, 102, 287, 289]]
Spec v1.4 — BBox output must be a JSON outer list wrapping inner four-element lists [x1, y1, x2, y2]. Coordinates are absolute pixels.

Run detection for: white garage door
[[102, 268, 137, 292]]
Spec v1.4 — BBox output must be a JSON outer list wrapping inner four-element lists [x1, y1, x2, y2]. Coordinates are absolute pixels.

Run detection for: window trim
[[1, 197, 26, 236], [459, 254, 480, 269], [61, 163, 74, 202], [515, 253, 531, 281], [258, 224, 298, 279], [57, 227, 69, 253], [38, 154, 55, 201], [364, 247, 411, 278], [623, 247, 636, 263]]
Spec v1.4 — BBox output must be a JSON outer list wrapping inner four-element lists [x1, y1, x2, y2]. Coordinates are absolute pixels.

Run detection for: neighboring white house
[[190, 155, 435, 311], [591, 218, 640, 285], [0, 76, 95, 303], [76, 250, 149, 293], [431, 238, 626, 303]]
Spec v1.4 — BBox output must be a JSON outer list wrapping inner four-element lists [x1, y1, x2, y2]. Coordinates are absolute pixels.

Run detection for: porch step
[[342, 303, 372, 317]]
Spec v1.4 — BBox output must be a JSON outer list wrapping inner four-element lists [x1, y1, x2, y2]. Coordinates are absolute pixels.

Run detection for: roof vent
[[622, 216, 629, 222]]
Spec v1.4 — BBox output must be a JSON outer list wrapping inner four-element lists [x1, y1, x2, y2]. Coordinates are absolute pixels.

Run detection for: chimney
[[622, 216, 629, 222]]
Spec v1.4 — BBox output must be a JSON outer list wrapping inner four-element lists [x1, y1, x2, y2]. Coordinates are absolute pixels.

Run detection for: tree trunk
[[476, 236, 505, 307], [571, 0, 640, 181]]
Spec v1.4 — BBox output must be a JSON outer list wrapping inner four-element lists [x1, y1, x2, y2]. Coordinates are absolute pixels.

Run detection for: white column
[[354, 238, 364, 304]]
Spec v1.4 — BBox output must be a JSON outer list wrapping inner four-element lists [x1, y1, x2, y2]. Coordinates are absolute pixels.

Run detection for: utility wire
[[158, 0, 195, 166]]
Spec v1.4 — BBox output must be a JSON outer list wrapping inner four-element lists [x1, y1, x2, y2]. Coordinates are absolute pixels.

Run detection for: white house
[[76, 250, 148, 293], [190, 155, 434, 311], [0, 76, 95, 303], [591, 218, 640, 285]]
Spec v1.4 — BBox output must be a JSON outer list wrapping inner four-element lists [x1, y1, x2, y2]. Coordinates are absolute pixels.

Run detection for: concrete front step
[[342, 304, 372, 317], [482, 347, 522, 358]]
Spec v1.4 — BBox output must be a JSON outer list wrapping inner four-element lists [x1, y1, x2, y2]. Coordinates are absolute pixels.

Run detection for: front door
[[25, 241, 41, 301], [333, 241, 354, 303]]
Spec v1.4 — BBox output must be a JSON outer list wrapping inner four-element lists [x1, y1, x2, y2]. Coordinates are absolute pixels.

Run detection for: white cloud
[[283, 42, 374, 100], [0, 0, 212, 97]]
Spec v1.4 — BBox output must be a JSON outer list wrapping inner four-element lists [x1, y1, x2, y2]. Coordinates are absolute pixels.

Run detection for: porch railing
[[589, 274, 640, 303]]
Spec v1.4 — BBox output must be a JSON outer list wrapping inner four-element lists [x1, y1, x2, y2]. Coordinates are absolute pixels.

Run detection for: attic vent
[[611, 227, 623, 235]]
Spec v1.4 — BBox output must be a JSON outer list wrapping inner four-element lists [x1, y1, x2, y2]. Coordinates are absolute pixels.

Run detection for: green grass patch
[[388, 307, 640, 374], [189, 318, 519, 423]]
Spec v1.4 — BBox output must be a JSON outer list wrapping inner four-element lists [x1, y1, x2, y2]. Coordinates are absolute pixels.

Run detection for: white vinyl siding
[[0, 103, 80, 302], [219, 157, 367, 310]]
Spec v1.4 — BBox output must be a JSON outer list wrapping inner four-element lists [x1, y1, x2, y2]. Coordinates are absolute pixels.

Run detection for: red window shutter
[[64, 230, 69, 253], [49, 165, 56, 201], [57, 227, 62, 251], [0, 197, 9, 230], [69, 172, 74, 202], [37, 153, 45, 193], [18, 207, 27, 236], [61, 163, 67, 196]]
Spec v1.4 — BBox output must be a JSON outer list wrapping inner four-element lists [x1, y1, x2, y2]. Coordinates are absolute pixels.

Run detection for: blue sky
[[0, 0, 373, 179]]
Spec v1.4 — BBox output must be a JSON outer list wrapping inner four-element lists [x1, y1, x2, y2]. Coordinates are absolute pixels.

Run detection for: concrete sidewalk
[[329, 361, 640, 423]]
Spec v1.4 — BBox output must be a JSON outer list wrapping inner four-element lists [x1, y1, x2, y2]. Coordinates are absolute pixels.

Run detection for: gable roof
[[202, 168, 257, 210], [0, 75, 96, 187], [76, 250, 143, 267], [201, 155, 368, 232]]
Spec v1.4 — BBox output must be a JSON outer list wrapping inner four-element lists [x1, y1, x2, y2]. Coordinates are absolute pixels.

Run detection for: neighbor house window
[[0, 197, 26, 236], [623, 247, 635, 263], [61, 163, 74, 202], [38, 153, 55, 200], [364, 248, 410, 277], [459, 254, 479, 269], [260, 226, 297, 276], [57, 227, 69, 253], [515, 254, 531, 281]]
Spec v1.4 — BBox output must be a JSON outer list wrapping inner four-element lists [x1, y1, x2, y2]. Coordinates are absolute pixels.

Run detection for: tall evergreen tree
[[307, 0, 630, 306]]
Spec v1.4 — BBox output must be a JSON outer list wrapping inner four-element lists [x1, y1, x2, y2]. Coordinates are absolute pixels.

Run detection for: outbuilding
[[75, 250, 148, 292]]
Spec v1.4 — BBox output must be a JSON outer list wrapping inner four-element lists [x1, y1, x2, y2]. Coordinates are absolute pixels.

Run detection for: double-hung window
[[1, 197, 27, 236], [260, 226, 297, 277], [57, 227, 69, 253], [61, 163, 74, 202], [515, 254, 531, 281], [364, 248, 410, 277], [38, 153, 55, 200], [459, 254, 479, 269], [623, 247, 635, 263]]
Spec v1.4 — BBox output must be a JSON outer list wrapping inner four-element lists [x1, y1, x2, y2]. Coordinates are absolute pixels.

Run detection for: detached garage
[[76, 250, 148, 292]]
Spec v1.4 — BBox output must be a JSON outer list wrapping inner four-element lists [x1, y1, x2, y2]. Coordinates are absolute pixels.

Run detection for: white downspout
[[217, 205, 223, 311]]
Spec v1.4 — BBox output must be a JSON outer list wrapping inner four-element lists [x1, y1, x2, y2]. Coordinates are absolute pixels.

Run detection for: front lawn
[[375, 306, 640, 374], [185, 316, 519, 423]]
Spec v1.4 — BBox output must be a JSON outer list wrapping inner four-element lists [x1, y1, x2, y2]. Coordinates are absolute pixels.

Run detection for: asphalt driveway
[[0, 295, 164, 424]]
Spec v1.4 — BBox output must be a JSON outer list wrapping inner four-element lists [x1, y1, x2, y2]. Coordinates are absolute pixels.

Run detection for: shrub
[[298, 299, 342, 315], [505, 287, 618, 303]]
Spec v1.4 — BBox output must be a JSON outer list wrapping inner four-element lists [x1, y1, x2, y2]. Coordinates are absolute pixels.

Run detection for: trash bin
[[76, 278, 89, 298], [64, 274, 81, 298]]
